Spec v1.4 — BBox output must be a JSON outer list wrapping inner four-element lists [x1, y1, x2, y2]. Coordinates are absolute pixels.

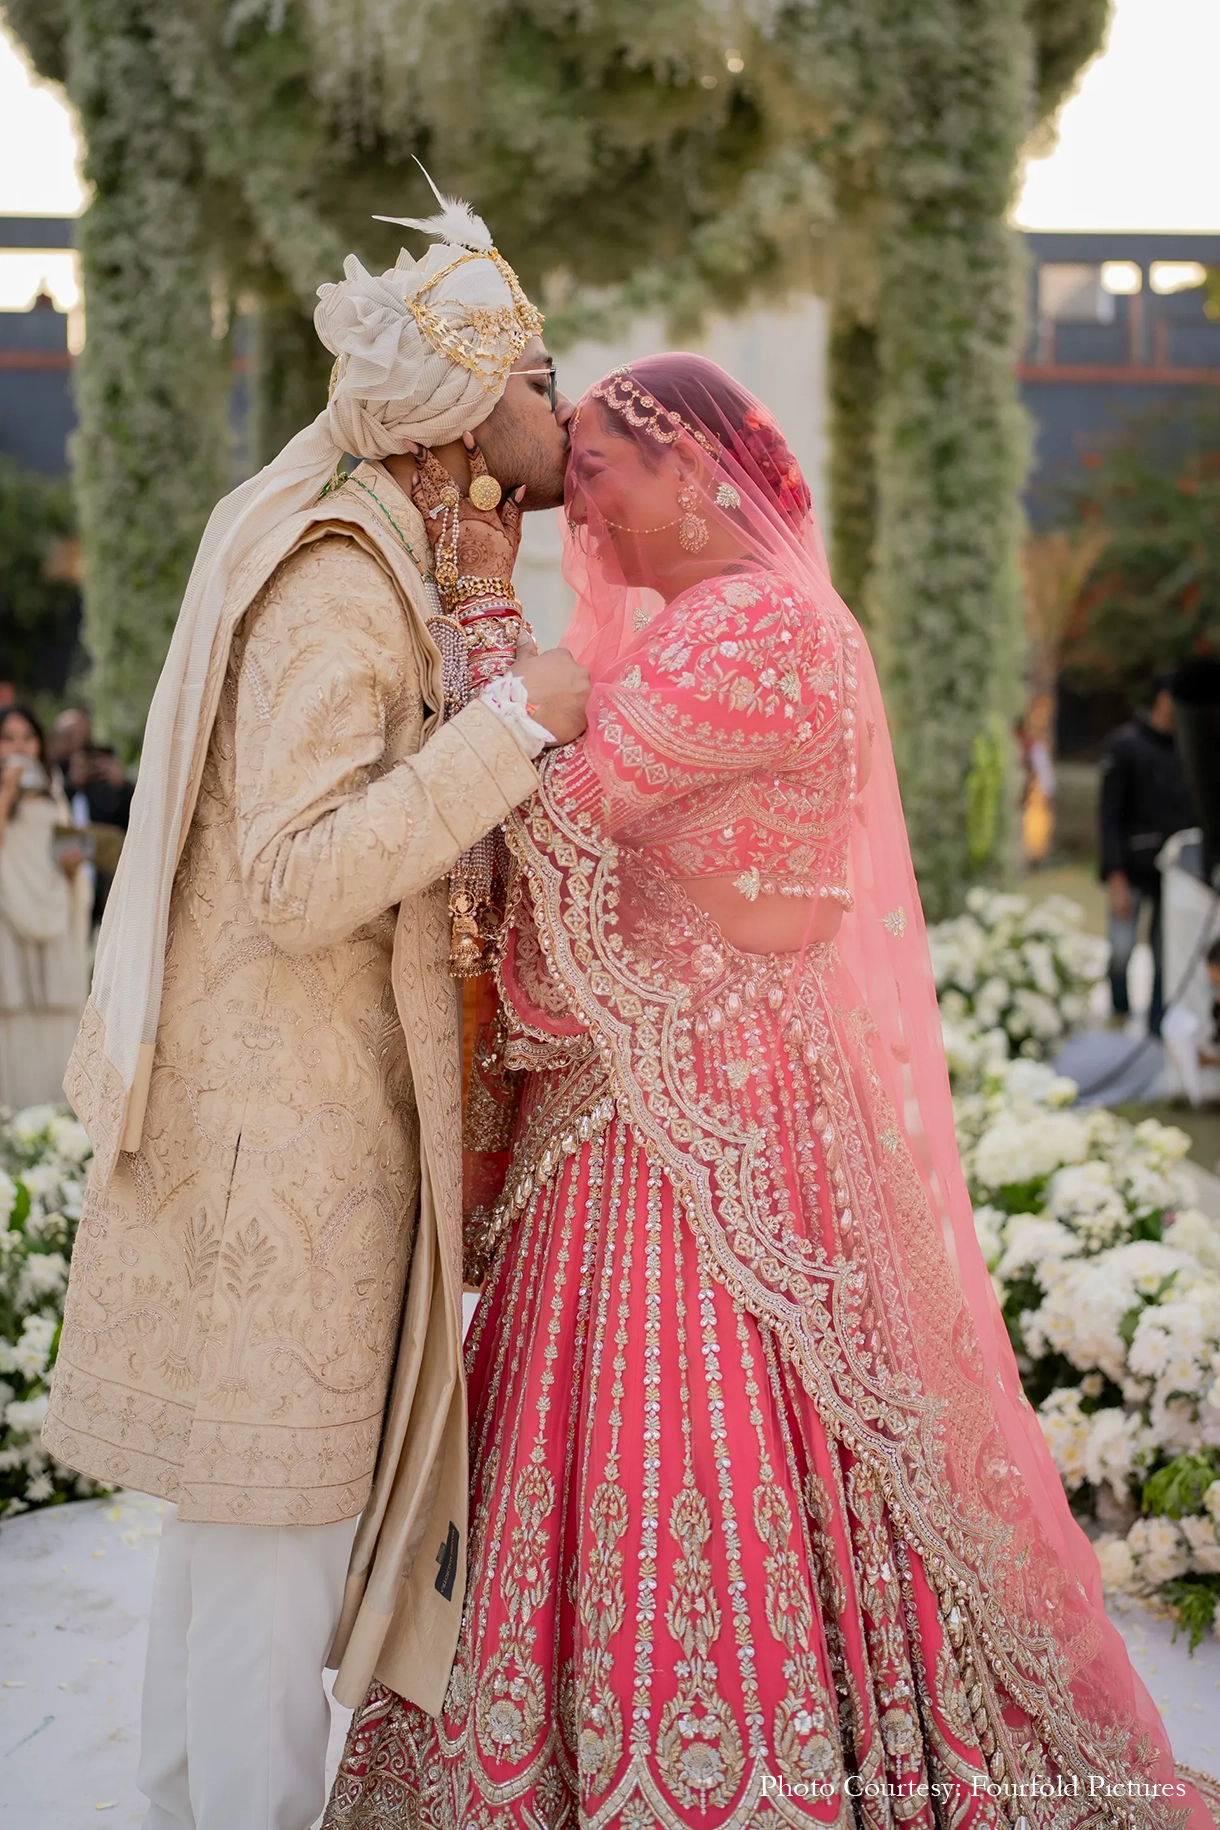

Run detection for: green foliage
[[1142, 1448, 1220, 1520], [1061, 400, 1220, 709], [1027, 0, 1110, 123], [2, 0, 1109, 897], [964, 713, 1011, 877], [827, 309, 879, 635], [250, 296, 335, 472], [1160, 1574, 1220, 1653], [10, 0, 234, 754], [0, 455, 81, 698]]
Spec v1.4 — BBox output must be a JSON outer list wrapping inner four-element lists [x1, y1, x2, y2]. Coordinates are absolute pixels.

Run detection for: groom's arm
[[233, 534, 538, 952]]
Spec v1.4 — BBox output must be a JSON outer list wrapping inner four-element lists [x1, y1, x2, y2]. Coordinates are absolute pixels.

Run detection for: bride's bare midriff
[[673, 874, 844, 954]]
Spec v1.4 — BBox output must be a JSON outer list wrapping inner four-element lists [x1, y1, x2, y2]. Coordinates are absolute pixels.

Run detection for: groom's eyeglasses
[[515, 358, 558, 413]]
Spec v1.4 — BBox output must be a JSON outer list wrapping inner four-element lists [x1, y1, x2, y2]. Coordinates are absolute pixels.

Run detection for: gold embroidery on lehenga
[[572, 1135, 631, 1806], [753, 1482, 838, 1789], [656, 1484, 744, 1811], [471, 1132, 588, 1786], [507, 748, 1192, 1821], [474, 1449, 554, 1764], [655, 1198, 745, 1815], [577, 1483, 627, 1793]]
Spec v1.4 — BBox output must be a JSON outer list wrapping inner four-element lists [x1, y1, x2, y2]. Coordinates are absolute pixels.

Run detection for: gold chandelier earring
[[676, 483, 709, 553]]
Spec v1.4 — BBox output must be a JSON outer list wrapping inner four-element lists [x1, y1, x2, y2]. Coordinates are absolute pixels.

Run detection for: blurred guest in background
[[1099, 665, 1196, 1036], [0, 704, 91, 1107], [1201, 936, 1220, 1067], [46, 708, 132, 923]]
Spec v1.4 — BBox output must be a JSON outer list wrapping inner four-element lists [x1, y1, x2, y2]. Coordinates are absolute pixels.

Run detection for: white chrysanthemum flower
[[7, 1314, 57, 1381], [23, 1205, 62, 1246], [974, 976, 1011, 1029], [16, 1252, 68, 1312], [1095, 1534, 1138, 1593], [1008, 987, 1065, 1043], [1024, 1241, 1195, 1383], [1038, 1388, 1091, 1488], [1022, 939, 1060, 999], [47, 1114, 90, 1163], [972, 1111, 1091, 1194], [1045, 1162, 1131, 1249], [4, 1392, 49, 1437], [1126, 1515, 1190, 1586], [1082, 1407, 1153, 1498], [19, 1163, 61, 1203], [9, 1105, 60, 1147], [24, 1472, 53, 1504], [1165, 1210, 1220, 1276], [972, 1205, 1006, 1272], [1129, 1302, 1220, 1458], [1129, 1117, 1192, 1162], [1180, 1514, 1220, 1575], [0, 1169, 16, 1226], [995, 1215, 1080, 1285]]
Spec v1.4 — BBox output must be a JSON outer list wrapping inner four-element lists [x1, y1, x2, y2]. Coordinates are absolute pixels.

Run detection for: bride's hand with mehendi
[[409, 437, 525, 589]]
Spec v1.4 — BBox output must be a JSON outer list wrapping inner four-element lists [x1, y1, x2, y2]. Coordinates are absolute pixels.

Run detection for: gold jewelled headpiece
[[400, 246, 543, 390], [374, 170, 543, 394], [583, 364, 718, 458]]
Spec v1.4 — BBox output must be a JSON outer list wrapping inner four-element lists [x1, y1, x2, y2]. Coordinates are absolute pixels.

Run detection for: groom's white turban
[[83, 187, 544, 1169], [317, 191, 544, 455]]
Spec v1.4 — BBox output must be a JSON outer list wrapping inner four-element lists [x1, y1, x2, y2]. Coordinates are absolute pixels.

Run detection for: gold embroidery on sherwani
[[45, 517, 539, 1528]]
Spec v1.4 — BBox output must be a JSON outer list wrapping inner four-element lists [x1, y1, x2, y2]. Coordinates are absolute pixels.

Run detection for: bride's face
[[567, 402, 688, 588]]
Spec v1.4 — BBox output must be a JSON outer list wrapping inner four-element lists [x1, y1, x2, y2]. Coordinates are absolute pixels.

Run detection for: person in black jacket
[[1098, 666, 1197, 1035]]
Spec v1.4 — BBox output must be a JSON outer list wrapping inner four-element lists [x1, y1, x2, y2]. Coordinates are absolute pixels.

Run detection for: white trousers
[[138, 1506, 359, 1830]]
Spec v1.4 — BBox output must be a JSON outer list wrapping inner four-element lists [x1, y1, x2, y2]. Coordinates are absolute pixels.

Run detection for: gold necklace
[[601, 515, 679, 534]]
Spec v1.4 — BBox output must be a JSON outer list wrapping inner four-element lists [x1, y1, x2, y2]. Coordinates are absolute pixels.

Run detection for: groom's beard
[[481, 427, 569, 513]]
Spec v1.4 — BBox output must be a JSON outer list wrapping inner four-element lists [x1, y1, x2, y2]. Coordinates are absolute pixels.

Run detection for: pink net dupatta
[[490, 355, 1210, 1825]]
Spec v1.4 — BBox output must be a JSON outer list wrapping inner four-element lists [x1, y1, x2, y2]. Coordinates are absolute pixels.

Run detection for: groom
[[43, 195, 587, 1830]]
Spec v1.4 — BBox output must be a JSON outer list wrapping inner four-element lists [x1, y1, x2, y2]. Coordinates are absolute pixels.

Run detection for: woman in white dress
[[0, 705, 90, 1109]]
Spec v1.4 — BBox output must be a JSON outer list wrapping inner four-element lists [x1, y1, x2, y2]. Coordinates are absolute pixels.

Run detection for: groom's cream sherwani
[[43, 462, 535, 1711]]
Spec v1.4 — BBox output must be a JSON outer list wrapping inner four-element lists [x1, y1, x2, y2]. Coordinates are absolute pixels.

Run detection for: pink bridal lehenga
[[324, 357, 1216, 1830]]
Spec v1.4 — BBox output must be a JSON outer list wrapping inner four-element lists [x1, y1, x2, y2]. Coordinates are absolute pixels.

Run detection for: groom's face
[[472, 338, 573, 511]]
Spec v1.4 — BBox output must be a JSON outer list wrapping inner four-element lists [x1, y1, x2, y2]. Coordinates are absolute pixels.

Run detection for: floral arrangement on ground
[[938, 889, 1220, 1648], [0, 1103, 110, 1516], [931, 886, 1109, 1068]]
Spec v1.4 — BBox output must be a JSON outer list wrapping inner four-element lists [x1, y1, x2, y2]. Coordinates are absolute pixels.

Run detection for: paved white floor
[[0, 1492, 351, 1829], [2, 1491, 1218, 1827]]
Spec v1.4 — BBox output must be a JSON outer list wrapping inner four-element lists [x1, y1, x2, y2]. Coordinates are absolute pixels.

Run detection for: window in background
[[1101, 260, 1143, 296], [1150, 260, 1207, 295], [1039, 263, 1116, 324]]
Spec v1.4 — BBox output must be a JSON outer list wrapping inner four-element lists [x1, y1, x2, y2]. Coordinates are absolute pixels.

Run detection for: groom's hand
[[512, 648, 591, 746]]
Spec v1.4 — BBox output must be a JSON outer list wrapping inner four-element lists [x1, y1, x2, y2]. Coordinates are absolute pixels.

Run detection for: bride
[[325, 355, 1209, 1829]]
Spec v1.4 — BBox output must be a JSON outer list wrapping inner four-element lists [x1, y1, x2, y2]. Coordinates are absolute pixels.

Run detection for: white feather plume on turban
[[318, 198, 542, 452], [78, 191, 542, 1171]]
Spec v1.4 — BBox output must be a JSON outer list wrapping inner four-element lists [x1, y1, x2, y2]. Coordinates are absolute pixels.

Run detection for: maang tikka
[[676, 483, 709, 553]]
